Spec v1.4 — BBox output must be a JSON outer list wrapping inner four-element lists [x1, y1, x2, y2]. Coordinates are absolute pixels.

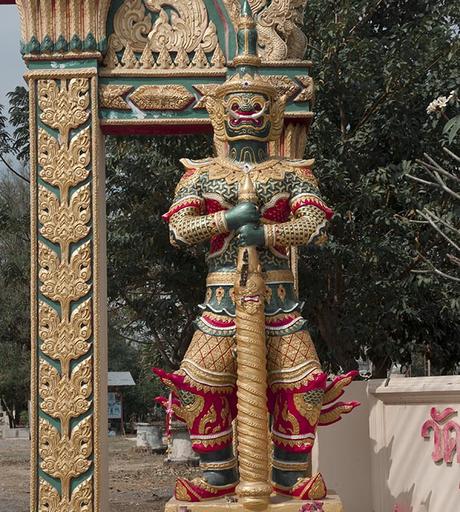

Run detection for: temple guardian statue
[[153, 2, 359, 507]]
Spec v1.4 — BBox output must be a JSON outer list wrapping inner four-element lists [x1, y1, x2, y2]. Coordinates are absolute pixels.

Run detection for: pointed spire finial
[[233, 0, 261, 69]]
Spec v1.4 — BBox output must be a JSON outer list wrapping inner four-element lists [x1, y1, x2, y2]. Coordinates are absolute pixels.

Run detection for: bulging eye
[[254, 103, 262, 111], [231, 103, 239, 111]]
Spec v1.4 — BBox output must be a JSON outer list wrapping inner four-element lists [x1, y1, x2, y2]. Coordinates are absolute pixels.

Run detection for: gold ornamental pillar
[[234, 173, 272, 511], [16, 2, 111, 511]]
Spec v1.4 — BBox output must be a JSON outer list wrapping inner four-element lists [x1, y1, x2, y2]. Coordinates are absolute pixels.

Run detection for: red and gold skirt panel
[[154, 328, 325, 454]]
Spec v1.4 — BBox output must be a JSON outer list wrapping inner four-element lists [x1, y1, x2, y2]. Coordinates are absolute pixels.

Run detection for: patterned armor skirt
[[155, 324, 325, 455]]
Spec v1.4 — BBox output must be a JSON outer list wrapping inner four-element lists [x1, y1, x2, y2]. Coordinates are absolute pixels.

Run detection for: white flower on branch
[[426, 90, 457, 115], [427, 96, 449, 114]]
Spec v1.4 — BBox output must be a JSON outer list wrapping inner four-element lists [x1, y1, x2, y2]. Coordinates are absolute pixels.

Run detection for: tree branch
[[417, 209, 460, 253], [444, 147, 460, 163], [0, 154, 29, 184]]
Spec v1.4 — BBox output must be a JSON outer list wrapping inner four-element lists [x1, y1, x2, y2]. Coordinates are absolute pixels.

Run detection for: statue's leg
[[153, 330, 238, 501], [267, 329, 328, 500]]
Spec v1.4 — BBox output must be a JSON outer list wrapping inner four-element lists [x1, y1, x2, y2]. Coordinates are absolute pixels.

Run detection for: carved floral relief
[[36, 77, 94, 511], [104, 0, 225, 70]]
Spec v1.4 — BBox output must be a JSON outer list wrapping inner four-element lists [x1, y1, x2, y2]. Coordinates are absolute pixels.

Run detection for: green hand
[[224, 202, 260, 231], [236, 224, 265, 247]]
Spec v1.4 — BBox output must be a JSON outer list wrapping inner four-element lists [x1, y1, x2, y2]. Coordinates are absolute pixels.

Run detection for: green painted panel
[[98, 65, 312, 124], [27, 59, 99, 70]]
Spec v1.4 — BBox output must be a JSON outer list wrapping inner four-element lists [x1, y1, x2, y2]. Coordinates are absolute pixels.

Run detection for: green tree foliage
[[2, 1, 459, 407], [0, 90, 31, 426], [300, 0, 460, 375], [0, 176, 30, 427], [8, 86, 29, 163], [106, 135, 212, 371]]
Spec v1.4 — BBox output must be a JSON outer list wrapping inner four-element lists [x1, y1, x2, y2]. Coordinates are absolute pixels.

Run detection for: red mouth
[[229, 102, 265, 127], [242, 295, 260, 303], [230, 117, 263, 127]]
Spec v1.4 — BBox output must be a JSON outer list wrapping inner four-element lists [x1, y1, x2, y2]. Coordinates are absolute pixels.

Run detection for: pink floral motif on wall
[[392, 505, 413, 512], [299, 503, 324, 512], [421, 407, 460, 464]]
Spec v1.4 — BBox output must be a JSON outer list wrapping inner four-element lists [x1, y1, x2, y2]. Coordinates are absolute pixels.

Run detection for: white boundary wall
[[315, 376, 460, 512]]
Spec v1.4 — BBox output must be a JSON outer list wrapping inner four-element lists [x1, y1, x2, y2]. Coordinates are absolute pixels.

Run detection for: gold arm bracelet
[[271, 459, 310, 472], [200, 457, 238, 471], [214, 210, 229, 233], [263, 224, 276, 247]]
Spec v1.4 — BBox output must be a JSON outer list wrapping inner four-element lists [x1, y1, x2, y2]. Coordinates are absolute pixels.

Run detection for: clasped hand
[[224, 203, 265, 247]]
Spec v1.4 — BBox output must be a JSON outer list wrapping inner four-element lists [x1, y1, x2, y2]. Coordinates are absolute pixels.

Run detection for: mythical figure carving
[[223, 0, 309, 61], [153, 2, 358, 506]]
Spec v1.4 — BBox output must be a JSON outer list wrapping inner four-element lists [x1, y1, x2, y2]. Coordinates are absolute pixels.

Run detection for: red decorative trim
[[266, 314, 301, 329], [201, 314, 235, 329], [209, 233, 229, 255], [175, 477, 236, 502], [291, 197, 334, 220], [262, 197, 291, 223], [162, 198, 202, 222], [101, 123, 212, 137], [205, 197, 227, 214], [318, 401, 360, 426], [322, 370, 359, 406]]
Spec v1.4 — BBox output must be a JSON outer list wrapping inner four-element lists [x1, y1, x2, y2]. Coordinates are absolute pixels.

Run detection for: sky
[[0, 6, 25, 113]]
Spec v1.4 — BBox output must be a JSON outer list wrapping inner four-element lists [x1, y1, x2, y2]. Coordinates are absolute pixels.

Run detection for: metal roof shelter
[[108, 372, 135, 387]]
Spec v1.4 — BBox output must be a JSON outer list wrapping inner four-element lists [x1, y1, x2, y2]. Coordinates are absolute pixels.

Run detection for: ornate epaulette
[[282, 158, 315, 168], [179, 157, 214, 169], [174, 158, 212, 194], [281, 159, 318, 187]]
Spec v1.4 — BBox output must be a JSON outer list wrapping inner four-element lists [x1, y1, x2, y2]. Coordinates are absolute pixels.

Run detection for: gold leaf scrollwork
[[110, 0, 153, 52], [39, 358, 93, 435], [38, 79, 90, 141], [130, 84, 194, 110], [99, 85, 133, 110], [106, 0, 222, 69], [193, 84, 220, 110], [39, 184, 91, 259], [39, 299, 92, 376], [264, 75, 300, 100], [39, 417, 93, 502], [40, 477, 93, 512], [36, 75, 94, 510], [294, 76, 315, 103], [38, 241, 91, 317], [38, 127, 91, 199], [110, 0, 218, 53]]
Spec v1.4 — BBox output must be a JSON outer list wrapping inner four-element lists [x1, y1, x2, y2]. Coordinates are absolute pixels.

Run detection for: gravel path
[[0, 437, 200, 512]]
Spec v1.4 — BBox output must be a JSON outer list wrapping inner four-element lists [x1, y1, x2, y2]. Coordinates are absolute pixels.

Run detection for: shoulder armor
[[180, 157, 215, 170], [282, 158, 315, 168]]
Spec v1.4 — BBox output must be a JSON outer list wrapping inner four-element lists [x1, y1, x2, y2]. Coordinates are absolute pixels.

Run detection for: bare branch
[[423, 209, 460, 238], [443, 147, 460, 163], [406, 173, 441, 188], [416, 159, 460, 185], [447, 253, 460, 267], [417, 209, 460, 253], [0, 155, 29, 184], [413, 252, 460, 282]]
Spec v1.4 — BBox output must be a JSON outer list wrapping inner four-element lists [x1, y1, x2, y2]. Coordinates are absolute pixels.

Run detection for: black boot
[[271, 446, 310, 488], [199, 445, 238, 486]]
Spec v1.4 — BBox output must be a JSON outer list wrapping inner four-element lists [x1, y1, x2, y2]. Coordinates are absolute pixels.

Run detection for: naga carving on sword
[[153, 1, 359, 506]]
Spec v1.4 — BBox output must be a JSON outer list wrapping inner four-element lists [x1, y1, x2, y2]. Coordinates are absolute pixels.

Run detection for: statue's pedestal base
[[164, 494, 343, 511]]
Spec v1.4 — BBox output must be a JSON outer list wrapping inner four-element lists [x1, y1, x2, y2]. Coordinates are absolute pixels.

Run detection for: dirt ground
[[0, 437, 200, 512]]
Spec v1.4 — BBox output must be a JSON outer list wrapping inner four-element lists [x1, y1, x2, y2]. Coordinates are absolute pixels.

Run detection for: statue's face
[[223, 91, 272, 141]]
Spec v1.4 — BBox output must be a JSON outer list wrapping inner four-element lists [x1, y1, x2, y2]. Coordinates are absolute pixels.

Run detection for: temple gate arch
[[6, 0, 316, 510]]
